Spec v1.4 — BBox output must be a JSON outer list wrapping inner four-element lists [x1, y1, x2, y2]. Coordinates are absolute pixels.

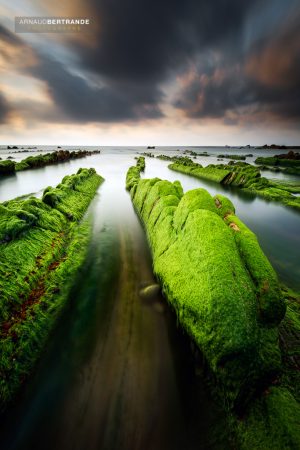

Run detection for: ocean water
[[0, 145, 299, 450]]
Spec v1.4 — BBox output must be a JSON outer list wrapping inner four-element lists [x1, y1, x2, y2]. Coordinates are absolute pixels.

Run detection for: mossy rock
[[173, 188, 217, 231], [126, 160, 285, 407], [0, 168, 103, 409], [1, 150, 100, 178], [15, 161, 30, 171], [238, 387, 300, 450], [169, 161, 300, 212], [0, 160, 16, 174], [214, 194, 235, 217]]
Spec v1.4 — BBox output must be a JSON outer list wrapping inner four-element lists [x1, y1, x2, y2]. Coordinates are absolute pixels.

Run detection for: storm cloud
[[76, 0, 257, 82], [28, 55, 164, 122], [0, 0, 300, 128]]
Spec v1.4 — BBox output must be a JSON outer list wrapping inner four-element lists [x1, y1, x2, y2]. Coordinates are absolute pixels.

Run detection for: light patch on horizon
[[1, 115, 299, 147]]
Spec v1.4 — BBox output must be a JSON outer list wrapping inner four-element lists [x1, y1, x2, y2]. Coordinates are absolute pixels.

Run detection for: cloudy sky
[[0, 0, 299, 145]]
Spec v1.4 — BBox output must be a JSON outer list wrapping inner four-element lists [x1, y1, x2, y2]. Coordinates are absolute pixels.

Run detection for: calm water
[[0, 150, 229, 450], [0, 147, 299, 449]]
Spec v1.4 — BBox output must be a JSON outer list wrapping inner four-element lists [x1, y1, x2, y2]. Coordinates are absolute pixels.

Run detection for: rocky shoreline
[[0, 149, 100, 176], [168, 159, 300, 211], [126, 157, 300, 449], [0, 168, 103, 410]]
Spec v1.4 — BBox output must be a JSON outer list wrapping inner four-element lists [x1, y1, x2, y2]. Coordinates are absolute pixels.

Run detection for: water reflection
[[0, 150, 299, 290], [0, 147, 299, 449], [0, 172, 228, 450]]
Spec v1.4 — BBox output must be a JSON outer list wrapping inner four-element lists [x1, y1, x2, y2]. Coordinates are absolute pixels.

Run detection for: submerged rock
[[139, 283, 161, 300]]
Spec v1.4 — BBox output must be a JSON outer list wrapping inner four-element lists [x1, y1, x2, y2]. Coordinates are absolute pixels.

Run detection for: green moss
[[126, 156, 145, 190], [214, 194, 235, 216], [222, 213, 285, 324], [170, 161, 230, 183], [279, 287, 300, 403], [1, 149, 100, 176], [173, 188, 217, 231], [0, 168, 103, 409], [141, 179, 182, 222], [169, 161, 300, 211], [126, 160, 284, 407], [259, 164, 300, 177], [0, 160, 16, 174], [237, 387, 300, 450], [14, 161, 30, 171], [255, 156, 300, 168]]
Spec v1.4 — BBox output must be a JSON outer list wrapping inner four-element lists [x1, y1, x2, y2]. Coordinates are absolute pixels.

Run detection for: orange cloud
[[245, 15, 300, 88]]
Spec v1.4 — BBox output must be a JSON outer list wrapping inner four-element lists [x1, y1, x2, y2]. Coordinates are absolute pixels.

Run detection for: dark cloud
[[28, 55, 163, 122], [76, 0, 258, 83], [21, 0, 260, 124], [174, 67, 255, 120], [174, 8, 300, 124], [0, 0, 299, 126], [33, 0, 263, 123], [0, 23, 163, 123]]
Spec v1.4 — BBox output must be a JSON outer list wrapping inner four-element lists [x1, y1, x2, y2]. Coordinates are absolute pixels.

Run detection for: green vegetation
[[255, 153, 300, 168], [0, 168, 103, 409], [126, 160, 285, 405], [236, 386, 300, 450], [172, 161, 230, 183], [169, 160, 300, 211], [156, 154, 187, 162], [259, 165, 300, 176], [235, 286, 300, 449], [0, 149, 100, 177], [279, 287, 300, 403], [126, 158, 300, 448], [140, 152, 155, 157], [0, 160, 16, 175], [126, 156, 145, 191]]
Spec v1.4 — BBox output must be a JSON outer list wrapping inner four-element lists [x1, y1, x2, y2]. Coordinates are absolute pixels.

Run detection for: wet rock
[[139, 283, 160, 300], [152, 302, 165, 313]]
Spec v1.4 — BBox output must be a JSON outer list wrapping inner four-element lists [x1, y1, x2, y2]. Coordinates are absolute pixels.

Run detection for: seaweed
[[255, 156, 300, 168], [0, 168, 103, 409], [126, 160, 285, 407], [169, 161, 300, 211], [0, 160, 16, 175], [0, 149, 100, 178], [126, 159, 300, 448]]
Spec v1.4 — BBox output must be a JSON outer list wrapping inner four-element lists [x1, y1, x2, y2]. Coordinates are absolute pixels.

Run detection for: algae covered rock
[[0, 160, 16, 174], [0, 168, 103, 409], [237, 387, 300, 450], [169, 160, 300, 211], [126, 160, 285, 406], [3, 150, 100, 176]]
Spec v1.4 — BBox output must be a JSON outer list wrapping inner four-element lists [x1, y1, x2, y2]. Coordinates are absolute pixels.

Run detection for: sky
[[0, 0, 300, 146]]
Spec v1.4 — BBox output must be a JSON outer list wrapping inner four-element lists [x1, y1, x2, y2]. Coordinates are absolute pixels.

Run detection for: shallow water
[[0, 147, 299, 449], [0, 151, 229, 450], [0, 148, 299, 289]]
